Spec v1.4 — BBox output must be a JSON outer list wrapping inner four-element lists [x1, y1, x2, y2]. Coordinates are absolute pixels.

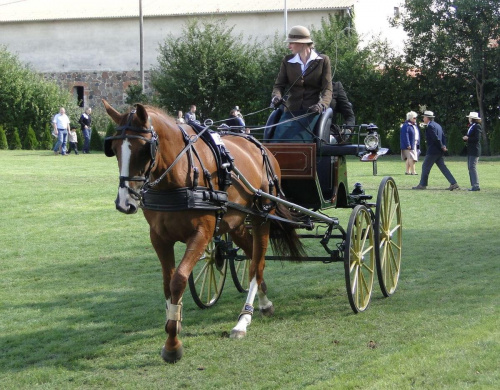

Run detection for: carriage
[[103, 100, 402, 362], [187, 106, 402, 314]]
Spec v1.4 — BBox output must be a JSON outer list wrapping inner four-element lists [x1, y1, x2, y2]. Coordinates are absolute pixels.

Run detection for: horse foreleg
[[162, 226, 213, 363]]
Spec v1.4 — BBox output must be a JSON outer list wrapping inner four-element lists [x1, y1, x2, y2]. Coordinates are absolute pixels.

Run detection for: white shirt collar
[[288, 50, 322, 72]]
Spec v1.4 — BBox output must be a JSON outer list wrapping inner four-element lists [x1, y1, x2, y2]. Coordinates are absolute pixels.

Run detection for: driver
[[270, 25, 333, 142]]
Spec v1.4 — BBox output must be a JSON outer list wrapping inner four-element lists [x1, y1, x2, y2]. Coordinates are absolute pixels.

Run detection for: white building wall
[[0, 11, 339, 73]]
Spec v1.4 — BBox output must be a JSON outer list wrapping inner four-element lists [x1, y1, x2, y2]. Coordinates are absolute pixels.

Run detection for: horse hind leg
[[230, 219, 274, 339], [257, 280, 275, 317], [230, 276, 259, 339]]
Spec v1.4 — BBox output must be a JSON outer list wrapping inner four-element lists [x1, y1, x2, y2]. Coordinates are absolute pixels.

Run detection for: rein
[[145, 124, 211, 189]]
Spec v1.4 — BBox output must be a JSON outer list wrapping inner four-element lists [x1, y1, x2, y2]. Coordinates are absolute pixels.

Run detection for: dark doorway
[[73, 86, 84, 107]]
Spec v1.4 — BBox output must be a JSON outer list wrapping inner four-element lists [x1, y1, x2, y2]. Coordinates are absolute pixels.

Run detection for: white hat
[[422, 110, 435, 117], [466, 111, 480, 119], [284, 26, 313, 44]]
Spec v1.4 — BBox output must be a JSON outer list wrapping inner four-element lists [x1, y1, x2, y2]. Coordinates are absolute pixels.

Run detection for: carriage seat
[[265, 107, 366, 157]]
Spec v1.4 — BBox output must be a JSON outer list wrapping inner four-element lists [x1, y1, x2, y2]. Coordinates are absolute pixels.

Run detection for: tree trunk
[[476, 67, 489, 155]]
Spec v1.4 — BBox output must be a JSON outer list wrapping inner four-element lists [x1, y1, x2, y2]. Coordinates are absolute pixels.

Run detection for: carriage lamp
[[364, 123, 380, 152]]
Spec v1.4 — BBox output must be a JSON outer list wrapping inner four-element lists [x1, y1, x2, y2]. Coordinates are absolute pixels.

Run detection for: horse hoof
[[161, 345, 183, 363], [230, 330, 246, 339], [260, 304, 275, 317]]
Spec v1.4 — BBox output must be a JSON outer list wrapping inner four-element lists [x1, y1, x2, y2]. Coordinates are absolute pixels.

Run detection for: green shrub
[[125, 83, 149, 105], [40, 123, 53, 150], [76, 128, 84, 150], [9, 128, 22, 150], [0, 125, 7, 150], [105, 121, 116, 137], [22, 125, 39, 150], [445, 124, 464, 156], [0, 46, 75, 142], [90, 127, 103, 151], [489, 120, 500, 156]]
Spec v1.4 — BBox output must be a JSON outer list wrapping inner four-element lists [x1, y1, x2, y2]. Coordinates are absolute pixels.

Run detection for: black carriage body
[[263, 107, 369, 211]]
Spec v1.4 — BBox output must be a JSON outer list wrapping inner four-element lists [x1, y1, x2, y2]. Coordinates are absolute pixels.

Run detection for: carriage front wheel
[[344, 205, 376, 313], [374, 176, 402, 297], [188, 235, 228, 309]]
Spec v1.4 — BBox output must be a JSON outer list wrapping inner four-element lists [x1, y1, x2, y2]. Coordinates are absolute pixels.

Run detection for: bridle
[[104, 110, 159, 199]]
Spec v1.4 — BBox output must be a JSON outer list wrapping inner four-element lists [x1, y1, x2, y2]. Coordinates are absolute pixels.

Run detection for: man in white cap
[[463, 111, 482, 191], [412, 110, 459, 190]]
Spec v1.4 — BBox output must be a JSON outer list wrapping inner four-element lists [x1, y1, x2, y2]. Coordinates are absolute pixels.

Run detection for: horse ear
[[102, 99, 122, 124], [135, 103, 148, 125]]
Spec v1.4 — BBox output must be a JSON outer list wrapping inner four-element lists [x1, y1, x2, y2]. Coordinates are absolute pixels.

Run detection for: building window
[[73, 86, 84, 107]]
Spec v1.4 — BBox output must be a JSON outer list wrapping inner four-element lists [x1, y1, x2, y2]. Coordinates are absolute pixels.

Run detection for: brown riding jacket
[[272, 52, 333, 112]]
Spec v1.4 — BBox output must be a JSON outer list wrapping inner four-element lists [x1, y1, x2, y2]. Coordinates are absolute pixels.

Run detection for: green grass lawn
[[1, 150, 499, 389]]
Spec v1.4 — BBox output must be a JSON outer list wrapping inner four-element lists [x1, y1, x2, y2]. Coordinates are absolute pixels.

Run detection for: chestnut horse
[[103, 100, 303, 363]]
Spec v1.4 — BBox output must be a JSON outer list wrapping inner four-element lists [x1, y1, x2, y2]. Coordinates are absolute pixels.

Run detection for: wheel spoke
[[193, 261, 209, 284]]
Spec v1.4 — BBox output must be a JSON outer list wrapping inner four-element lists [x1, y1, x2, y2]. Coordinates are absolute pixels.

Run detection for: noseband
[[104, 110, 159, 198]]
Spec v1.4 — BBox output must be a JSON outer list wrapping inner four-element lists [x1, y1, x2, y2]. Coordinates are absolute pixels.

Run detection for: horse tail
[[269, 202, 306, 260]]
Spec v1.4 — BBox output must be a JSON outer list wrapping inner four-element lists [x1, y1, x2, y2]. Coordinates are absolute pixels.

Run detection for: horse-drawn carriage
[[103, 101, 402, 362], [188, 106, 401, 314]]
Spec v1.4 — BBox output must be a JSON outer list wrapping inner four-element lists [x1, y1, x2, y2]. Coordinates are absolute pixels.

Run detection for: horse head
[[103, 99, 158, 214]]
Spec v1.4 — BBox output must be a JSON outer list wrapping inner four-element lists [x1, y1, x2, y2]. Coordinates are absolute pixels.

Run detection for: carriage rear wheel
[[344, 205, 376, 313], [188, 235, 228, 309], [375, 176, 402, 297]]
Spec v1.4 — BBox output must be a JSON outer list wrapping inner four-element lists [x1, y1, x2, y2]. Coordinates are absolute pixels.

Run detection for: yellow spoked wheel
[[344, 205, 376, 313], [375, 176, 402, 297], [188, 235, 228, 309]]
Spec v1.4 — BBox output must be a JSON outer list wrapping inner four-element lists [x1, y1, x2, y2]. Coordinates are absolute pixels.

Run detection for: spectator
[[52, 107, 71, 156], [67, 126, 79, 154], [225, 108, 246, 133], [462, 111, 482, 191], [79, 107, 92, 154], [176, 111, 186, 124], [400, 111, 418, 175], [184, 105, 197, 123], [412, 111, 459, 190]]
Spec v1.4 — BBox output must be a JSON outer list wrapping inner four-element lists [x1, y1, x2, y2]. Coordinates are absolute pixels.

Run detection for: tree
[[151, 18, 264, 122], [22, 125, 39, 150], [89, 127, 103, 151], [125, 83, 149, 105], [0, 125, 7, 150], [395, 0, 500, 154], [40, 123, 53, 150], [9, 128, 22, 150], [0, 46, 75, 143]]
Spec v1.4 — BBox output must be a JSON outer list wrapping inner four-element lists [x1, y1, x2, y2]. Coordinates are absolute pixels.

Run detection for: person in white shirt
[[52, 107, 71, 155]]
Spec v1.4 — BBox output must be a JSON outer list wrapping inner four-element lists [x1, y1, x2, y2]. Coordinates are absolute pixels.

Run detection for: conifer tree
[[23, 125, 39, 150], [9, 128, 22, 150], [89, 127, 103, 151], [0, 125, 8, 150]]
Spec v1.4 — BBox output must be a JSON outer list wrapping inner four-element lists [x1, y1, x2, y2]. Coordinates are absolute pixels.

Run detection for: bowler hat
[[284, 26, 313, 44], [466, 111, 480, 120]]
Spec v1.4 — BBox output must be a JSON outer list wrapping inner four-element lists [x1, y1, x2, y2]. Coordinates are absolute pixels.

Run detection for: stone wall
[[43, 70, 151, 109]]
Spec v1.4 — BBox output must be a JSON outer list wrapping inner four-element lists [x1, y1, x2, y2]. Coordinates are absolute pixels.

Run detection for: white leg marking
[[117, 139, 132, 210], [231, 277, 259, 337], [258, 288, 273, 312]]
